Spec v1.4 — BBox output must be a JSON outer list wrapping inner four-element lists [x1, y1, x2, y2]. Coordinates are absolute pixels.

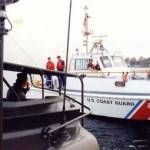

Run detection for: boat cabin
[[69, 52, 129, 73]]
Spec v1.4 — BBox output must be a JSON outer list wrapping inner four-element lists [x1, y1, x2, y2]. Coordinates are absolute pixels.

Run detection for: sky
[[4, 0, 150, 68]]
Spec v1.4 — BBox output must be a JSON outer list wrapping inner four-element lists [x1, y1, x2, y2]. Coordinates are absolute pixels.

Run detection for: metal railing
[[3, 62, 92, 150], [30, 74, 89, 116], [30, 73, 92, 149]]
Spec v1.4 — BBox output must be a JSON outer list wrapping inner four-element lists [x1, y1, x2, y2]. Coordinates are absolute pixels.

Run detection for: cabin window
[[112, 56, 125, 66], [75, 59, 88, 70], [100, 56, 112, 68]]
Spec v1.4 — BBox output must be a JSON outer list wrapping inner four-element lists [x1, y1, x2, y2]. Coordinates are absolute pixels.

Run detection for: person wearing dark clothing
[[95, 62, 101, 70], [87, 59, 95, 70], [56, 55, 65, 89], [46, 57, 55, 88], [6, 72, 30, 101]]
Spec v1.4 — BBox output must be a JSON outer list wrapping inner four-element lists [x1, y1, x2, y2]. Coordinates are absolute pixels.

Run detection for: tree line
[[125, 56, 150, 67]]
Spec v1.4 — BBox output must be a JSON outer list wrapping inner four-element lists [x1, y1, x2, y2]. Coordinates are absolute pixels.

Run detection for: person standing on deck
[[46, 57, 55, 88], [122, 72, 128, 82], [56, 55, 65, 89]]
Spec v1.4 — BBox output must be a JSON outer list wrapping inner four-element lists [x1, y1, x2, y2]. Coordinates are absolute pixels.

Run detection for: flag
[[83, 14, 88, 31]]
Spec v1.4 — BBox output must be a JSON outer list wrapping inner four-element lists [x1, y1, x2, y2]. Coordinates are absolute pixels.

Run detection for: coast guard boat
[[66, 7, 150, 121], [0, 1, 99, 150]]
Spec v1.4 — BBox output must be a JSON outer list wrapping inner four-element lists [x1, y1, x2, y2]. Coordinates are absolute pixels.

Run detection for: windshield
[[75, 59, 88, 70], [100, 56, 112, 68], [112, 56, 125, 66]]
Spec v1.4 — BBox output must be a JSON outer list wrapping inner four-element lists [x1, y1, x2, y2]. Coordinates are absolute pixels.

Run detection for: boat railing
[[30, 74, 92, 148], [41, 112, 90, 148], [3, 62, 91, 114], [73, 70, 150, 80], [30, 74, 88, 115]]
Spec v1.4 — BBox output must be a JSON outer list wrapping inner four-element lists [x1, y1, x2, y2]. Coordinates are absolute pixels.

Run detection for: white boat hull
[[67, 91, 150, 120], [66, 75, 150, 120]]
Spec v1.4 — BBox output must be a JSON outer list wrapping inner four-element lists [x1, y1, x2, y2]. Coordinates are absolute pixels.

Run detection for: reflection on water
[[84, 116, 150, 150]]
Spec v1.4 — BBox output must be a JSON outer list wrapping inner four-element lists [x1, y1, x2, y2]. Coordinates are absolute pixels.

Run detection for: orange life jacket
[[46, 61, 55, 70], [57, 60, 65, 71], [122, 73, 128, 82]]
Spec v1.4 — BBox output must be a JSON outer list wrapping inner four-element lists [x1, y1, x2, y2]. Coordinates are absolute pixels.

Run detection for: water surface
[[85, 116, 150, 150]]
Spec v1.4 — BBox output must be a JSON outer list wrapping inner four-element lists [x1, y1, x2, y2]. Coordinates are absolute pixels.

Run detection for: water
[[84, 116, 150, 150]]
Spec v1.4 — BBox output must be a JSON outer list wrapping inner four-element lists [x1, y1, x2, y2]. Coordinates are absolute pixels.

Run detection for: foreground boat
[[0, 1, 99, 150], [3, 62, 99, 150], [66, 7, 150, 121]]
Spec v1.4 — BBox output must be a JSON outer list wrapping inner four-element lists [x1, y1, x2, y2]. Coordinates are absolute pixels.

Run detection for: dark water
[[84, 116, 150, 150]]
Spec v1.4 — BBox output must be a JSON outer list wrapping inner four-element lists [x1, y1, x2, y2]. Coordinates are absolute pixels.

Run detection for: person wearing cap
[[56, 55, 65, 89], [6, 72, 30, 101], [46, 57, 55, 88]]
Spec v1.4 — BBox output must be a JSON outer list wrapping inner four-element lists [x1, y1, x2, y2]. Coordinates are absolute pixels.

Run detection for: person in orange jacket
[[46, 57, 55, 88], [122, 72, 128, 82], [56, 55, 65, 89]]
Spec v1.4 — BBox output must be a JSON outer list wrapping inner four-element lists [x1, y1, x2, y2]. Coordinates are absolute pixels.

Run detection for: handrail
[[4, 68, 91, 113], [30, 72, 93, 127], [31, 84, 90, 110], [41, 109, 92, 149], [43, 111, 91, 136], [72, 70, 150, 80], [78, 76, 84, 114], [29, 72, 92, 149], [38, 74, 92, 146], [71, 70, 150, 74], [30, 75, 88, 115]]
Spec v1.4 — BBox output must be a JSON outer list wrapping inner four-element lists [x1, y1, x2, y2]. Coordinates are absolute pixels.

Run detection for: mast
[[83, 6, 91, 54], [0, 0, 19, 149]]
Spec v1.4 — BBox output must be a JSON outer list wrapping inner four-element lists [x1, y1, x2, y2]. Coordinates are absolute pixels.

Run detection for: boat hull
[[3, 122, 99, 150], [67, 91, 150, 120]]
